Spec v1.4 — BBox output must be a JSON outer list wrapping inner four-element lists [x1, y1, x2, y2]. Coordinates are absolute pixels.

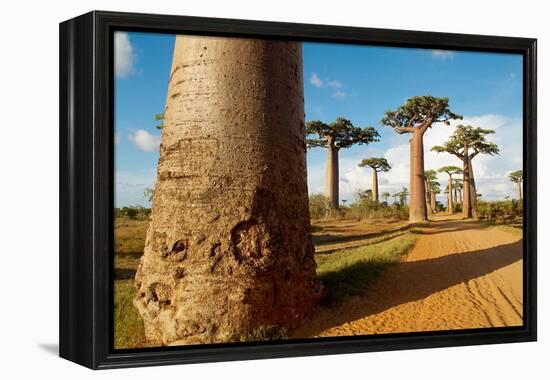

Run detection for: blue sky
[[115, 32, 523, 207]]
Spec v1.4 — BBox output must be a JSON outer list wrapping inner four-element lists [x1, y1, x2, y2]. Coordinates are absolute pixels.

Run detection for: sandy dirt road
[[294, 217, 523, 338]]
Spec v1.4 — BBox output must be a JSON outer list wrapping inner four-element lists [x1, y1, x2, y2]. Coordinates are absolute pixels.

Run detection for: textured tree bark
[[372, 169, 379, 203], [462, 151, 473, 218], [325, 141, 339, 208], [134, 36, 322, 346], [447, 173, 454, 213], [409, 132, 428, 223]]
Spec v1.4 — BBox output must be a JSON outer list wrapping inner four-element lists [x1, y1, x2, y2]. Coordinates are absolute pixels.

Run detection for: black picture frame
[[59, 10, 537, 370]]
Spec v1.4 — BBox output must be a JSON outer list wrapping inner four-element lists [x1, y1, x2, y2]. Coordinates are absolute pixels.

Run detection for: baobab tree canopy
[[358, 157, 391, 172], [306, 117, 379, 149], [508, 170, 523, 183], [432, 125, 500, 159], [438, 166, 462, 176], [381, 96, 462, 134]]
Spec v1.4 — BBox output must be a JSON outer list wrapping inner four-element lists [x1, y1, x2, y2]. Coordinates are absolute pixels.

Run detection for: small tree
[[437, 166, 462, 213], [307, 118, 379, 208], [381, 191, 391, 204], [382, 96, 462, 223], [154, 113, 165, 129], [358, 157, 391, 203], [399, 186, 409, 206], [508, 170, 523, 200], [432, 125, 499, 218], [143, 187, 155, 203]]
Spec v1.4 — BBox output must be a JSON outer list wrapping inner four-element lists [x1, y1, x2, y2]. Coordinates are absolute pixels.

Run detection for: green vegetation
[[316, 233, 418, 305], [114, 279, 153, 349], [477, 199, 523, 224]]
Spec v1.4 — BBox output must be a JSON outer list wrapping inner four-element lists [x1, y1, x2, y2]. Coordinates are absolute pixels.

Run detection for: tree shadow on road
[[293, 240, 522, 338]]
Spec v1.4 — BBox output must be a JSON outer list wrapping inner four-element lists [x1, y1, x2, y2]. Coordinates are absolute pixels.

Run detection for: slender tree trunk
[[325, 141, 339, 209], [469, 157, 478, 218], [134, 36, 322, 346], [424, 178, 431, 214], [430, 192, 436, 211], [409, 132, 428, 223], [453, 187, 458, 205], [447, 173, 454, 213], [516, 181, 522, 200], [458, 188, 463, 204], [372, 169, 379, 203], [462, 149, 473, 218]]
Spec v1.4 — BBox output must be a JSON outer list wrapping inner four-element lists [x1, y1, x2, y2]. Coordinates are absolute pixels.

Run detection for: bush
[[477, 199, 523, 222], [309, 193, 331, 219], [115, 206, 151, 220]]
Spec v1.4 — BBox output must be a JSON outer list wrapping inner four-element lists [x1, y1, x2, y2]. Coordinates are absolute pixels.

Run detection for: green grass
[[316, 233, 418, 305], [114, 279, 152, 349], [478, 217, 523, 236]]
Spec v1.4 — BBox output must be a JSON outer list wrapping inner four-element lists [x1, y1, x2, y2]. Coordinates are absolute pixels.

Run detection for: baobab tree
[[135, 36, 322, 346], [432, 125, 499, 218], [306, 118, 379, 208], [358, 157, 391, 203], [399, 186, 409, 207], [382, 96, 462, 223], [424, 170, 440, 214], [453, 178, 463, 204], [381, 191, 391, 204], [438, 166, 462, 213], [508, 170, 523, 200]]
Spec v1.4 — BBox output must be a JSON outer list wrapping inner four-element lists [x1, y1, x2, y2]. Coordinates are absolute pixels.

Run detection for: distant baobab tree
[[382, 96, 462, 223], [433, 125, 499, 218], [453, 178, 463, 204], [381, 191, 391, 204], [438, 166, 462, 213], [424, 170, 440, 214], [358, 157, 391, 203], [306, 118, 379, 209], [508, 170, 523, 200], [399, 186, 409, 206]]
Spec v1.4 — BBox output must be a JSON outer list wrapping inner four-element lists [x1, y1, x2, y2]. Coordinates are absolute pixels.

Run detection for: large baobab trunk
[[134, 36, 322, 346], [447, 173, 454, 213], [516, 181, 523, 200], [409, 133, 428, 223], [462, 153, 473, 218], [372, 169, 379, 203], [469, 157, 478, 218], [325, 141, 339, 208]]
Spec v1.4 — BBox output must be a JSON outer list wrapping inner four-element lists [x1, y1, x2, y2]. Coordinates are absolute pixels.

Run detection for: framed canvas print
[[59, 11, 537, 369]]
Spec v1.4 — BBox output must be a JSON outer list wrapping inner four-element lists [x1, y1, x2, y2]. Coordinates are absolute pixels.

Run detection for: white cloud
[[307, 114, 522, 204], [309, 73, 350, 99], [331, 91, 348, 99], [114, 32, 135, 78], [310, 73, 323, 88], [326, 80, 343, 89], [431, 50, 456, 60], [128, 129, 161, 152]]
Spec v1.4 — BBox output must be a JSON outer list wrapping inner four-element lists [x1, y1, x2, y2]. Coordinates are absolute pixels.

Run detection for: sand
[[294, 216, 523, 337]]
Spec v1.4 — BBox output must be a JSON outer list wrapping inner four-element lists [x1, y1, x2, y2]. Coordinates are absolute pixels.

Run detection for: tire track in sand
[[293, 217, 523, 338]]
